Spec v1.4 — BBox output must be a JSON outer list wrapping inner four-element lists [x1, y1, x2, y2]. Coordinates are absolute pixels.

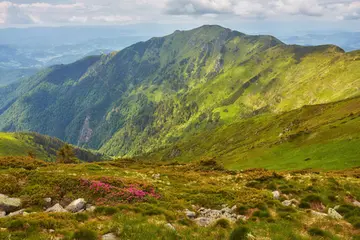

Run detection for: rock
[[237, 215, 247, 221], [247, 233, 256, 240], [328, 208, 343, 219], [221, 207, 232, 214], [0, 194, 21, 213], [8, 209, 26, 217], [0, 211, 5, 218], [272, 191, 280, 200], [165, 223, 176, 231], [102, 233, 118, 240], [65, 198, 86, 213], [334, 205, 341, 210], [46, 203, 68, 213], [0, 228, 6, 232], [85, 204, 96, 212], [282, 200, 292, 207], [49, 229, 55, 233], [194, 217, 212, 227], [152, 173, 161, 180], [282, 199, 298, 207], [185, 209, 196, 219], [353, 200, 360, 207], [311, 210, 328, 218], [231, 205, 237, 212]]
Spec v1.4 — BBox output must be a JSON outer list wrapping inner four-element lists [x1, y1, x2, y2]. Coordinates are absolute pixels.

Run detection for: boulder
[[282, 200, 292, 207], [0, 211, 5, 218], [328, 208, 343, 219], [85, 204, 96, 212], [65, 198, 86, 213], [194, 217, 212, 227], [185, 209, 196, 219], [0, 194, 21, 213], [231, 205, 237, 212], [272, 191, 280, 200], [165, 223, 176, 231], [311, 210, 328, 218], [353, 200, 360, 208], [8, 209, 26, 217], [221, 207, 232, 214], [46, 203, 68, 213], [102, 233, 118, 240]]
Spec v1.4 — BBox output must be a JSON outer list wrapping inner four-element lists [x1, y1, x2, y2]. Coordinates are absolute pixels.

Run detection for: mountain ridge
[[1, 25, 360, 160]]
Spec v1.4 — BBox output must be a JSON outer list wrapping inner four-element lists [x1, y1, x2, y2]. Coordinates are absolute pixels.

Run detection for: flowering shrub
[[80, 179, 160, 204]]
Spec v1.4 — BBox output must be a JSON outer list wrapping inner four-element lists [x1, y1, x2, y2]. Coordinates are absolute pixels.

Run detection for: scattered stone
[[353, 200, 360, 208], [165, 223, 176, 231], [185, 209, 196, 219], [102, 233, 118, 240], [46, 203, 68, 213], [8, 209, 26, 217], [334, 205, 341, 210], [44, 198, 52, 205], [237, 215, 247, 221], [328, 208, 343, 219], [194, 217, 212, 227], [272, 191, 280, 200], [152, 173, 161, 180], [311, 210, 328, 218], [65, 198, 86, 213], [0, 194, 22, 213], [49, 229, 55, 233], [0, 211, 5, 218]]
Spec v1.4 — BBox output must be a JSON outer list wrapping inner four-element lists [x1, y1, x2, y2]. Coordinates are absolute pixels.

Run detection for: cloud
[[330, 1, 360, 20]]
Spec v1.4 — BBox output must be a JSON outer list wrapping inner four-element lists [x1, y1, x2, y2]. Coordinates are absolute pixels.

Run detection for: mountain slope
[[0, 132, 104, 162], [1, 25, 360, 159], [150, 96, 360, 170]]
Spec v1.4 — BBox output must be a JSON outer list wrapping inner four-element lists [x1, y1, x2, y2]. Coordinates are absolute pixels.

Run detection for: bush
[[214, 218, 231, 229], [75, 213, 89, 222], [73, 228, 97, 240], [229, 226, 250, 240]]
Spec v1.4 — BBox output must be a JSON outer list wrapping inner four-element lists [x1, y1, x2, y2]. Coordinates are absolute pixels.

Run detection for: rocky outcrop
[[65, 198, 86, 213], [0, 194, 21, 213], [8, 209, 27, 217], [192, 205, 246, 226], [102, 233, 118, 240], [328, 208, 343, 219], [185, 209, 196, 219], [311, 210, 328, 218], [46, 203, 68, 213]]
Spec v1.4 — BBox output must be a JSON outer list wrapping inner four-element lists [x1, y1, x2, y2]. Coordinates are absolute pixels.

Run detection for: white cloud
[[0, 0, 359, 27]]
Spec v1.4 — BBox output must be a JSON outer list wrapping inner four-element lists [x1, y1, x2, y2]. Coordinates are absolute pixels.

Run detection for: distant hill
[[0, 132, 105, 162], [1, 25, 360, 169]]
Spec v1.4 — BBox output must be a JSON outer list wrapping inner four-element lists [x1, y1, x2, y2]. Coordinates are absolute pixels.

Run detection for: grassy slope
[[1, 25, 360, 160], [0, 132, 104, 162], [152, 96, 360, 170], [0, 159, 359, 239]]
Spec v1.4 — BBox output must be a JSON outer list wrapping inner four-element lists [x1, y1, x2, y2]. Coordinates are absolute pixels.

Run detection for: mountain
[[0, 132, 104, 162], [1, 25, 360, 162]]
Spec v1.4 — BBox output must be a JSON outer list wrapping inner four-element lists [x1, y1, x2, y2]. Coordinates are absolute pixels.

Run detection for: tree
[[56, 144, 77, 164]]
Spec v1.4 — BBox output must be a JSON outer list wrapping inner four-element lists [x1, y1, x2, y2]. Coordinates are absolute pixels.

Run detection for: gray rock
[[334, 205, 341, 210], [8, 209, 26, 217], [102, 233, 118, 240], [185, 209, 196, 219], [49, 229, 55, 233], [165, 223, 176, 231], [328, 208, 343, 219], [221, 207, 232, 214], [194, 217, 212, 227], [272, 191, 280, 200], [0, 211, 5, 218], [0, 194, 21, 213], [65, 198, 86, 213], [353, 200, 360, 208], [46, 203, 68, 213], [311, 210, 328, 218], [237, 215, 247, 221]]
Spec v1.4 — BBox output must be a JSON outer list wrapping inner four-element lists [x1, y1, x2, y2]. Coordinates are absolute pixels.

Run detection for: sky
[[0, 0, 360, 34]]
